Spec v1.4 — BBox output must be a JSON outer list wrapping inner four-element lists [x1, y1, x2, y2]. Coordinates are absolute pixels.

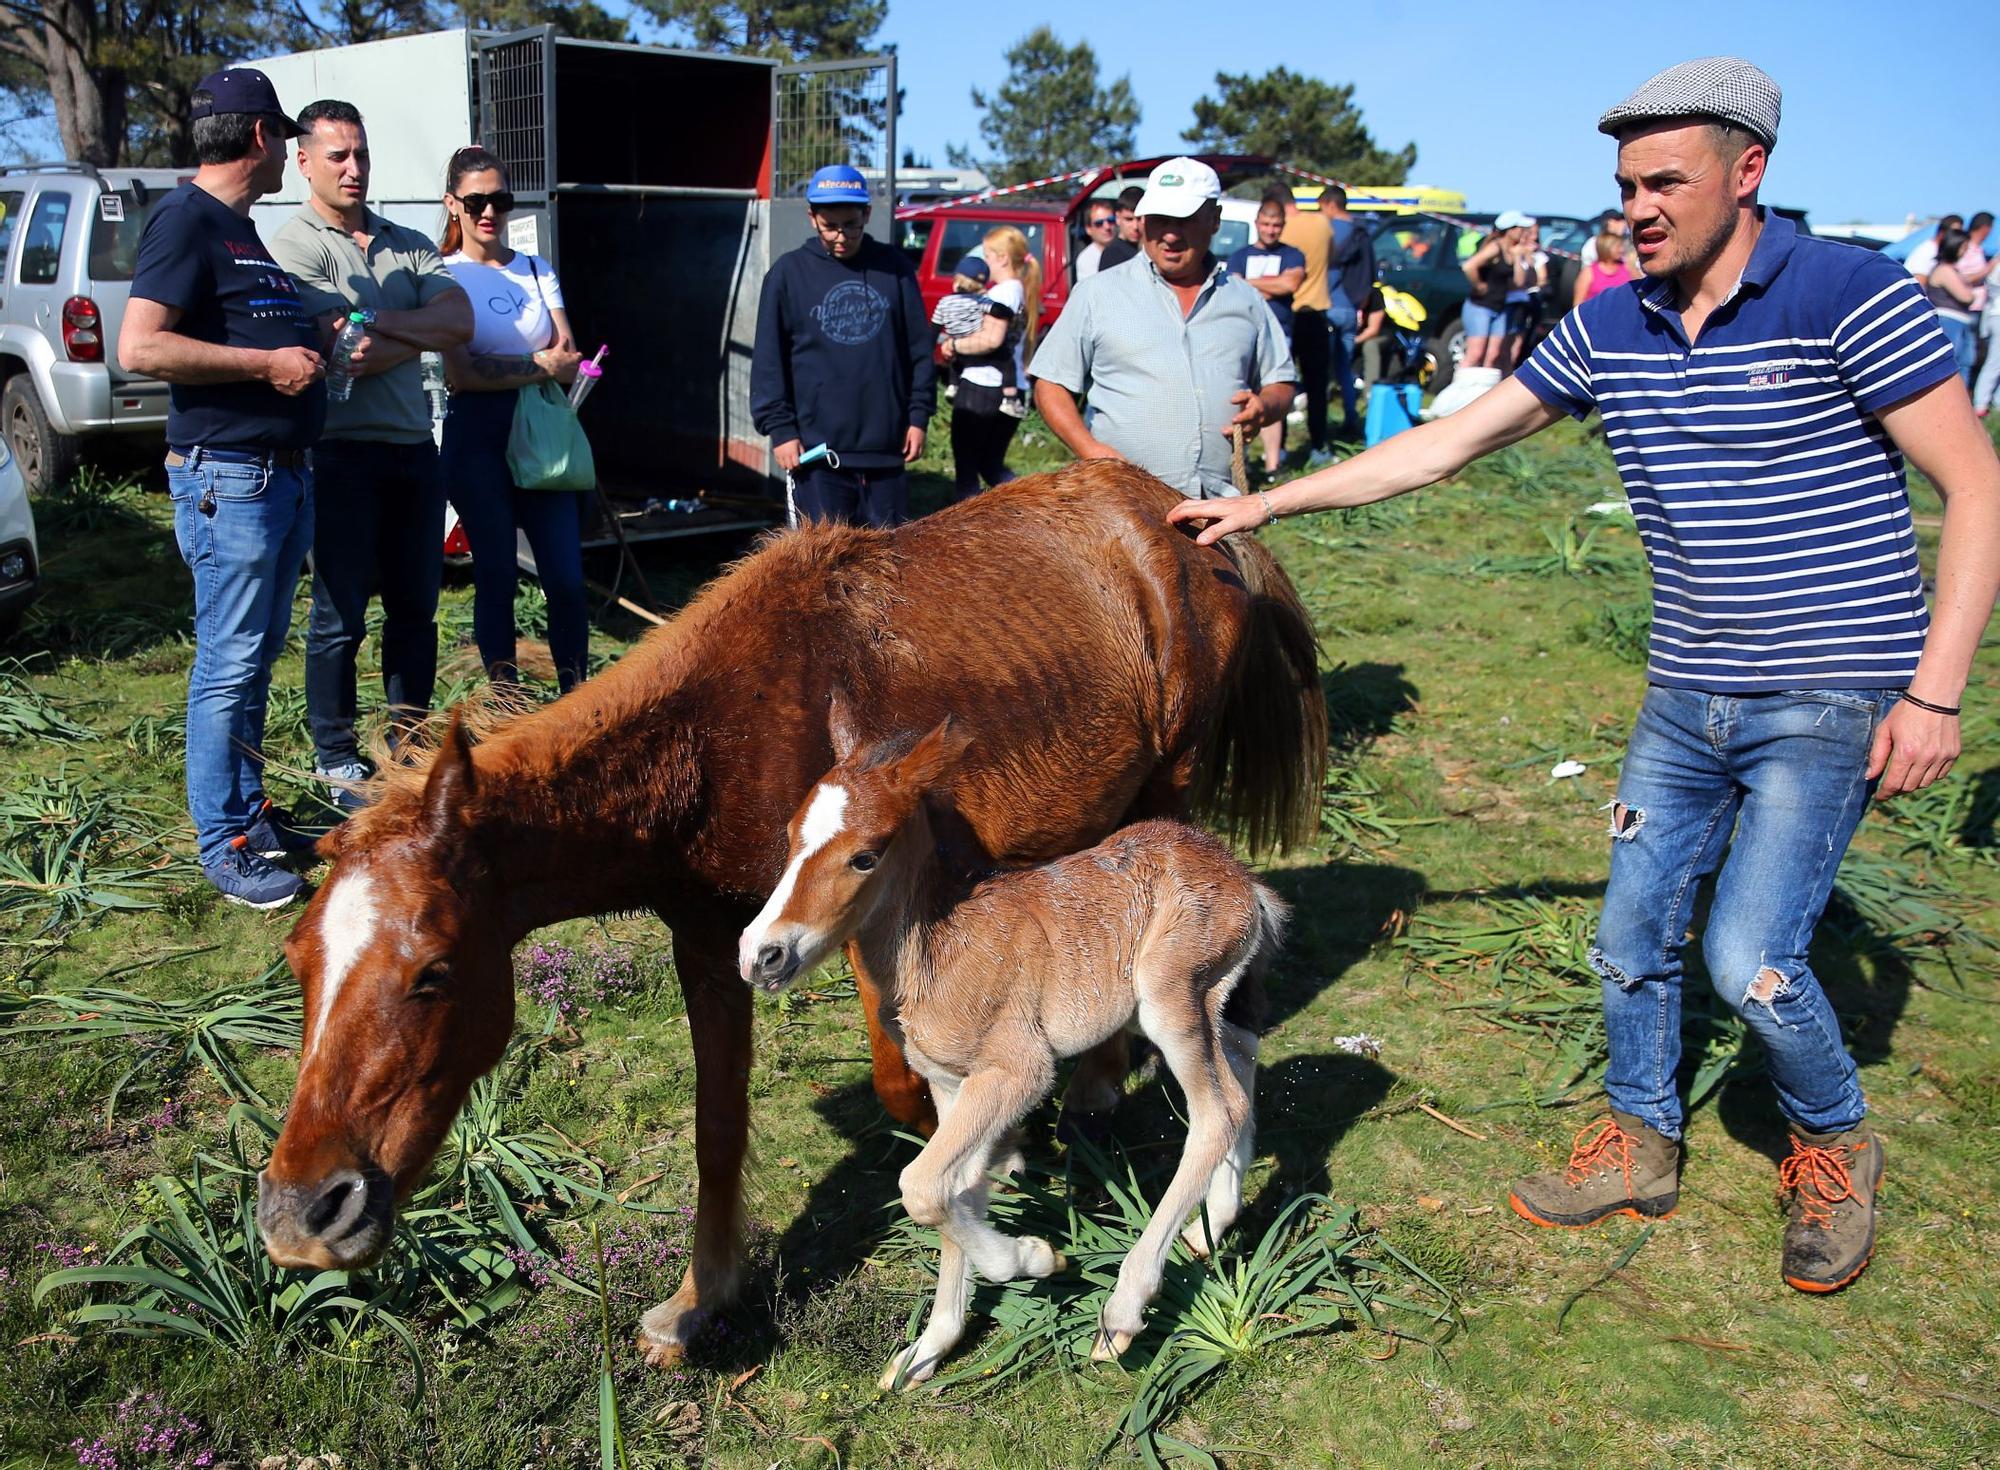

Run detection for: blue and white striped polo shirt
[[1517, 212, 1957, 692]]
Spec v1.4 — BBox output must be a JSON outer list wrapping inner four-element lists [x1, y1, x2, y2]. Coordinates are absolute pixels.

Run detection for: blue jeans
[[1594, 685, 1896, 1139], [1937, 314, 1977, 387], [1974, 310, 2000, 411], [167, 449, 315, 866], [1328, 304, 1360, 431], [441, 389, 590, 692], [305, 438, 445, 767]]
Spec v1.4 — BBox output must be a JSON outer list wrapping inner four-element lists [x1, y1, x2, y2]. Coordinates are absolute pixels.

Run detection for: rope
[[1230, 425, 1249, 496]]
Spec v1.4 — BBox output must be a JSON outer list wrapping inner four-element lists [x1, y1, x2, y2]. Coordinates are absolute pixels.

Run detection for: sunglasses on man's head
[[454, 190, 515, 216]]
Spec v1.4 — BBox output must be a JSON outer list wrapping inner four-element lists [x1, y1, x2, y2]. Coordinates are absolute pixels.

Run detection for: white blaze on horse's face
[[739, 781, 851, 987], [306, 867, 382, 1062]]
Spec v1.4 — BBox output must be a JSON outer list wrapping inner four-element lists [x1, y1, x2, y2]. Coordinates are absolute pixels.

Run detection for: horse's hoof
[[879, 1348, 934, 1392], [1089, 1326, 1133, 1363], [636, 1332, 686, 1370], [1020, 1237, 1065, 1278], [636, 1297, 708, 1369]]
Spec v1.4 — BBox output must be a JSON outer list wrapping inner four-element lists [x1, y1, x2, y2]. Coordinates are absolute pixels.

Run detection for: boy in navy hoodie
[[752, 164, 937, 526]]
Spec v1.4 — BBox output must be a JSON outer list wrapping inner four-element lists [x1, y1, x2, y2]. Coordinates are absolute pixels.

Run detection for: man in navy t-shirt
[[119, 68, 330, 909], [1225, 189, 1307, 475]]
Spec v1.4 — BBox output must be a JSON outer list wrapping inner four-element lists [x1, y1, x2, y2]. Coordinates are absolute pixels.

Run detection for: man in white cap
[[1031, 157, 1297, 498], [1169, 57, 2000, 1294]]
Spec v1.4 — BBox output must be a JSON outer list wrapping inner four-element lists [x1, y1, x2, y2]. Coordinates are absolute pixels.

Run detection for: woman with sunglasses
[[436, 145, 587, 693]]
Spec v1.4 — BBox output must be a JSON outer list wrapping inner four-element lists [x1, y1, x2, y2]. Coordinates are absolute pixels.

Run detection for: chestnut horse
[[256, 461, 1325, 1365]]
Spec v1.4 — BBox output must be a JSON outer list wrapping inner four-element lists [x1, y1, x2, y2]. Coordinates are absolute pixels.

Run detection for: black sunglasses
[[1088, 215, 1116, 228], [453, 189, 515, 216]]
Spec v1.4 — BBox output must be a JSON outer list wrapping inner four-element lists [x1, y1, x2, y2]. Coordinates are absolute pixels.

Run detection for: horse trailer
[[248, 26, 898, 549]]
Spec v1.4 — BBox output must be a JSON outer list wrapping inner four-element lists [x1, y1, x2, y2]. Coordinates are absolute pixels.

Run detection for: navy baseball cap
[[805, 164, 869, 205], [191, 69, 304, 137], [952, 255, 990, 282]]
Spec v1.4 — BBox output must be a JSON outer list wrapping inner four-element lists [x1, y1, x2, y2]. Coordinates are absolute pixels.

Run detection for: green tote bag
[[506, 378, 597, 491]]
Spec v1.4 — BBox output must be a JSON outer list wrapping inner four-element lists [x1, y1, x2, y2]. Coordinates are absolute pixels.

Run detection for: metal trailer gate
[[450, 32, 897, 564], [769, 54, 898, 248], [471, 26, 560, 264]]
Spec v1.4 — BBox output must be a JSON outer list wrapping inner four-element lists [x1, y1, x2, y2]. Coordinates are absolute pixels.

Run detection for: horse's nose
[[257, 1166, 390, 1268], [300, 1168, 372, 1237], [755, 942, 789, 981]]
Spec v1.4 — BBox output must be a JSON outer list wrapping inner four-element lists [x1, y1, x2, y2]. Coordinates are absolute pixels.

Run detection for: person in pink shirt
[[1572, 229, 1640, 307]]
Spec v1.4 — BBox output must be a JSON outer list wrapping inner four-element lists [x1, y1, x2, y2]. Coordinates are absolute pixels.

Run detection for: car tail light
[[62, 296, 103, 362]]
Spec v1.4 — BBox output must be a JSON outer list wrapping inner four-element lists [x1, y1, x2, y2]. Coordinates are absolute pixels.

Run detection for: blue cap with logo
[[805, 164, 870, 205], [952, 255, 990, 282], [190, 68, 305, 137]]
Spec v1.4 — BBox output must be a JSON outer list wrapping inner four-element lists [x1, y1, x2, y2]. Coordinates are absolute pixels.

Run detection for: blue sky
[[875, 0, 1991, 228]]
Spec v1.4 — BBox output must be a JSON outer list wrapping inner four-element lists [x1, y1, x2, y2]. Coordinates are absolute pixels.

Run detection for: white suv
[[0, 427, 37, 639], [0, 162, 188, 494]]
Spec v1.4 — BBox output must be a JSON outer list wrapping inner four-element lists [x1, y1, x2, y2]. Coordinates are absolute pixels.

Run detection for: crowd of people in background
[[111, 60, 2000, 914], [1896, 211, 1994, 404]]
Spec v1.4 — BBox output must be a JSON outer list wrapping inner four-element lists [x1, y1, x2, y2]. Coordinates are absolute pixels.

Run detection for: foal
[[738, 718, 1286, 1387]]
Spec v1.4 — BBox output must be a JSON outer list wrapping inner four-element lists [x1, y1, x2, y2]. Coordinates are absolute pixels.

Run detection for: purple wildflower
[[517, 942, 645, 1017]]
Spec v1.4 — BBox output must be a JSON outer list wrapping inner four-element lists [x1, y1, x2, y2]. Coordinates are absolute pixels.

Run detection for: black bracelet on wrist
[[1900, 691, 1961, 717]]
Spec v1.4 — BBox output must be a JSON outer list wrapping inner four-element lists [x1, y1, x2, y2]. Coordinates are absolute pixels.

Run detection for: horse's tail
[[1191, 533, 1328, 855]]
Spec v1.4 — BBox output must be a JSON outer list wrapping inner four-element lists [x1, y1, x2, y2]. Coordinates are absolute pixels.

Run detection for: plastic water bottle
[[420, 352, 447, 424], [325, 311, 368, 402]]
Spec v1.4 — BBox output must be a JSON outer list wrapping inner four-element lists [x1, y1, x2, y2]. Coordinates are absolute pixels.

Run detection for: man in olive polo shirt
[[271, 99, 472, 809]]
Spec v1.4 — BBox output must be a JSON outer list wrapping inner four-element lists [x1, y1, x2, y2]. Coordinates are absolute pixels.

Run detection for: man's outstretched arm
[[1169, 377, 1568, 542]]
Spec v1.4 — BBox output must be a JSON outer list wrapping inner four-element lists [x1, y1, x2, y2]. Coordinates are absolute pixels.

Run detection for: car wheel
[[1426, 323, 1466, 394], [3, 375, 80, 497]]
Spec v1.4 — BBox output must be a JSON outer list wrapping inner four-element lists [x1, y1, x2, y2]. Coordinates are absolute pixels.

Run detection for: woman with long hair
[[1926, 227, 1979, 387], [1459, 215, 1531, 371], [937, 225, 1041, 499], [435, 145, 587, 692]]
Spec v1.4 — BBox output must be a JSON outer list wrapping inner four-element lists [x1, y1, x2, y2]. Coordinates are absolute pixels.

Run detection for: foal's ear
[[827, 687, 865, 764], [420, 713, 478, 835], [897, 716, 973, 792]]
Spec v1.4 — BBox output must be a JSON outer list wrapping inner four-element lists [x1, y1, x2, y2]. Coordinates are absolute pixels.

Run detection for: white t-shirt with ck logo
[[444, 251, 565, 356]]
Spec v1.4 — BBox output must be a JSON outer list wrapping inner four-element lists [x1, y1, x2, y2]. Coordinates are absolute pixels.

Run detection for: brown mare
[[740, 717, 1285, 1387], [256, 461, 1325, 1365]]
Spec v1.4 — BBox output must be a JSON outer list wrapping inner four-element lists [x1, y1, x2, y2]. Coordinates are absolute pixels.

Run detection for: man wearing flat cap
[[1169, 57, 2000, 1294], [119, 69, 331, 910]]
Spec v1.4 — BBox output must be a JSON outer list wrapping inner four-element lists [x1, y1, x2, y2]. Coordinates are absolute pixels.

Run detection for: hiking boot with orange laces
[[1509, 1109, 1680, 1229], [1778, 1124, 1883, 1294]]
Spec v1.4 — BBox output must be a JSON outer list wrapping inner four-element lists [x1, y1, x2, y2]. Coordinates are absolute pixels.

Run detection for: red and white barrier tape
[[895, 164, 1108, 218]]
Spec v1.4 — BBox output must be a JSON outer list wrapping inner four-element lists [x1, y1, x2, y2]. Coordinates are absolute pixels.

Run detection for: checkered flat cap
[[1598, 56, 1781, 150]]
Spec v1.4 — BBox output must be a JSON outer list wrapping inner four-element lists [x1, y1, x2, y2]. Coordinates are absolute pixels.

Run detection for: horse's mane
[[342, 518, 904, 839]]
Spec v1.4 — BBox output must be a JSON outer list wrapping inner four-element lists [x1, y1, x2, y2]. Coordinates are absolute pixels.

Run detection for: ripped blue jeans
[[1595, 684, 1897, 1139]]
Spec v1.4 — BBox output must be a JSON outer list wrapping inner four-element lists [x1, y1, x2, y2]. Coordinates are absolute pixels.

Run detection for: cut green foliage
[[0, 789, 191, 935], [1468, 517, 1638, 578], [6, 953, 296, 1114], [0, 659, 97, 743], [878, 1141, 1454, 1466], [34, 1106, 431, 1396]]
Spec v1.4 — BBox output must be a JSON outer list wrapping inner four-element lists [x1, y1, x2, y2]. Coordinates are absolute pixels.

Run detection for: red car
[[893, 155, 1278, 341]]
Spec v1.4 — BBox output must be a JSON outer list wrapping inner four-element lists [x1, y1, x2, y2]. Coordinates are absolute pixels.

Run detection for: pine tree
[[1184, 67, 1415, 185], [641, 0, 884, 59], [952, 26, 1138, 184]]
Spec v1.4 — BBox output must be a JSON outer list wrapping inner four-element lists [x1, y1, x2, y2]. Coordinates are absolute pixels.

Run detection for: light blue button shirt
[[1030, 254, 1297, 498]]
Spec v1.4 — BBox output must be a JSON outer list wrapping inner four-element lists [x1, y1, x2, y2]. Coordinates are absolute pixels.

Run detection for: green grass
[[2, 414, 1998, 1469]]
